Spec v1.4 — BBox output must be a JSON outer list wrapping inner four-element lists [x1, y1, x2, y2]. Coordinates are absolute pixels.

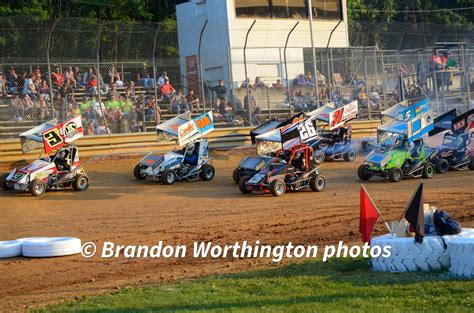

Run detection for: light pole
[[307, 0, 320, 107]]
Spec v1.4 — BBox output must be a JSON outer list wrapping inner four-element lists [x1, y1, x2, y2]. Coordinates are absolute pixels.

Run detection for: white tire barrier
[[0, 240, 23, 258], [448, 238, 474, 278], [22, 237, 82, 258], [371, 228, 474, 272]]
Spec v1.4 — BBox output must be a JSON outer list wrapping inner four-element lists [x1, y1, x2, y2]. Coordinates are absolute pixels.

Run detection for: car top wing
[[42, 116, 84, 153], [177, 111, 214, 146], [20, 119, 58, 153], [156, 111, 192, 141]]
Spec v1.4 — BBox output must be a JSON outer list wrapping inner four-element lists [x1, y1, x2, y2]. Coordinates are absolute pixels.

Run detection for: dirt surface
[[1, 150, 473, 312]]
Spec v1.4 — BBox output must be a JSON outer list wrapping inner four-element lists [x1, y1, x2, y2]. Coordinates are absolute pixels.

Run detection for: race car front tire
[[72, 174, 89, 192], [29, 179, 46, 197], [134, 164, 147, 180], [162, 170, 177, 185], [469, 156, 474, 170], [358, 164, 372, 180], [269, 180, 286, 197], [388, 168, 403, 182], [238, 176, 253, 194], [422, 163, 435, 178], [200, 164, 215, 181], [435, 158, 449, 174], [0, 173, 13, 191], [309, 174, 326, 192], [232, 167, 241, 183], [343, 150, 357, 162]]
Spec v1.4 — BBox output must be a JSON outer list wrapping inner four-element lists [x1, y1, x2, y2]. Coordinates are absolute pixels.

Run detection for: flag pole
[[361, 184, 391, 233]]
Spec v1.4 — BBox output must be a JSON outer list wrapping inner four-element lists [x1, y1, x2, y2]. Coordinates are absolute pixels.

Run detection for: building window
[[235, 0, 342, 20]]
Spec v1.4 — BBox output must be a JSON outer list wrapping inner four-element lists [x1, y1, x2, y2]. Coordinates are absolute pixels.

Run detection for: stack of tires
[[371, 229, 474, 272]]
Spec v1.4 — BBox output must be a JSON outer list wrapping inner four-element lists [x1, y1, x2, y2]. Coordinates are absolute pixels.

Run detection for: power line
[[350, 6, 474, 13]]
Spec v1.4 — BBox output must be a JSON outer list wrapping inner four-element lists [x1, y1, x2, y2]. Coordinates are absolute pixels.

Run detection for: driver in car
[[183, 144, 198, 167], [290, 151, 306, 172], [55, 149, 70, 171]]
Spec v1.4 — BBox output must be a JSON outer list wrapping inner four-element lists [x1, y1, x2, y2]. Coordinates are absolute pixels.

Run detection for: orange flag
[[360, 185, 380, 244]]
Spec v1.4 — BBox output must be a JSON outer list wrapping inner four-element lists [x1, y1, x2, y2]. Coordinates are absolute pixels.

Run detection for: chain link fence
[[1, 16, 473, 139]]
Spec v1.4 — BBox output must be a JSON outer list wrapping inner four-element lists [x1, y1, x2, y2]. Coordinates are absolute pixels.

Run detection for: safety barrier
[[0, 120, 380, 163]]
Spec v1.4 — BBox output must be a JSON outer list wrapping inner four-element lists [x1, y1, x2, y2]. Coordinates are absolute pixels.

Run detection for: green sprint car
[[357, 138, 437, 182]]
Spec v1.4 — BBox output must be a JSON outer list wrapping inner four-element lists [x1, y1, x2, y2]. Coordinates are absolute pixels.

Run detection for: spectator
[[21, 94, 35, 119], [318, 87, 328, 104], [95, 120, 111, 135], [16, 71, 26, 92], [0, 72, 5, 94], [51, 67, 64, 87], [186, 89, 200, 112], [243, 89, 261, 125], [157, 72, 168, 88], [64, 66, 77, 87], [369, 87, 381, 109], [108, 65, 122, 87], [6, 67, 18, 92], [138, 63, 153, 88], [23, 73, 38, 101], [53, 93, 64, 119], [254, 76, 266, 88], [83, 67, 94, 85], [9, 93, 23, 121], [37, 94, 48, 120], [59, 82, 74, 104], [74, 67, 84, 87], [286, 89, 306, 112], [305, 71, 315, 86], [358, 87, 368, 107], [272, 79, 283, 88], [109, 85, 121, 100], [170, 90, 189, 114], [211, 79, 227, 104], [295, 74, 306, 86], [145, 96, 160, 122], [316, 71, 326, 87], [39, 80, 50, 101], [160, 78, 175, 103], [216, 98, 235, 124], [240, 78, 251, 89]]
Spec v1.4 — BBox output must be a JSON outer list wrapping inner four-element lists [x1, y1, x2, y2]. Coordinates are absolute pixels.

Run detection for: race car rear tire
[[269, 180, 286, 197], [134, 164, 147, 180], [313, 150, 325, 166], [200, 164, 215, 181], [309, 174, 326, 192], [469, 157, 474, 170], [388, 168, 403, 182], [0, 173, 13, 191], [29, 179, 46, 197], [162, 170, 177, 185], [343, 149, 357, 162], [422, 163, 435, 178], [238, 176, 253, 194], [435, 158, 449, 174], [232, 167, 241, 183], [357, 164, 372, 180], [72, 174, 89, 192]]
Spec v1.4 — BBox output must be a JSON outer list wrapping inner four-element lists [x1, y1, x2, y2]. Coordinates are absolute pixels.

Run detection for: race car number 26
[[298, 121, 317, 141], [43, 128, 64, 148]]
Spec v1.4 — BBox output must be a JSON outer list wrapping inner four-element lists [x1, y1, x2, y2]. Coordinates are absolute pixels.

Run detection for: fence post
[[47, 18, 59, 117], [152, 24, 160, 124], [284, 22, 299, 115], [363, 49, 371, 119], [198, 20, 208, 112], [244, 20, 256, 126], [307, 0, 319, 107], [95, 23, 108, 130]]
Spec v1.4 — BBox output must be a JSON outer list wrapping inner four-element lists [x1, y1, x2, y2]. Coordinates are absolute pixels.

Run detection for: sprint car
[[358, 138, 437, 182], [0, 146, 89, 196], [134, 138, 215, 184], [310, 125, 357, 162], [239, 144, 326, 196], [432, 131, 474, 172]]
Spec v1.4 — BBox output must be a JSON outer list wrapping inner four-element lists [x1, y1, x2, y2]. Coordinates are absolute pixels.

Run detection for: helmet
[[186, 143, 196, 156]]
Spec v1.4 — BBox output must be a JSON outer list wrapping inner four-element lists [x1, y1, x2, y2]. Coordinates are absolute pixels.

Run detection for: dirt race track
[[1, 149, 473, 311]]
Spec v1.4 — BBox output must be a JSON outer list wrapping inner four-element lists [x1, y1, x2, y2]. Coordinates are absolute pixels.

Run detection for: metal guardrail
[[0, 121, 380, 163]]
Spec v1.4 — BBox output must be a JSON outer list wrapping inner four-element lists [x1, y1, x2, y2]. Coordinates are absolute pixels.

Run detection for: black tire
[[357, 164, 372, 180], [343, 149, 357, 162], [388, 168, 403, 182], [200, 164, 215, 181], [309, 174, 326, 192], [232, 167, 241, 183], [72, 174, 89, 191], [29, 179, 46, 197], [238, 176, 253, 194], [313, 150, 325, 166], [0, 173, 13, 191], [422, 163, 435, 178], [269, 180, 286, 197], [162, 169, 177, 185], [435, 158, 449, 174], [469, 157, 474, 170], [134, 164, 147, 180]]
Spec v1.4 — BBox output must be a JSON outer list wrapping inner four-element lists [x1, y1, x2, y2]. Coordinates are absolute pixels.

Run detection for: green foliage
[[41, 259, 474, 312]]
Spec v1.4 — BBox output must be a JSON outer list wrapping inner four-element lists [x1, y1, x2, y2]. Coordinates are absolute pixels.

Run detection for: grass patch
[[41, 258, 473, 312]]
